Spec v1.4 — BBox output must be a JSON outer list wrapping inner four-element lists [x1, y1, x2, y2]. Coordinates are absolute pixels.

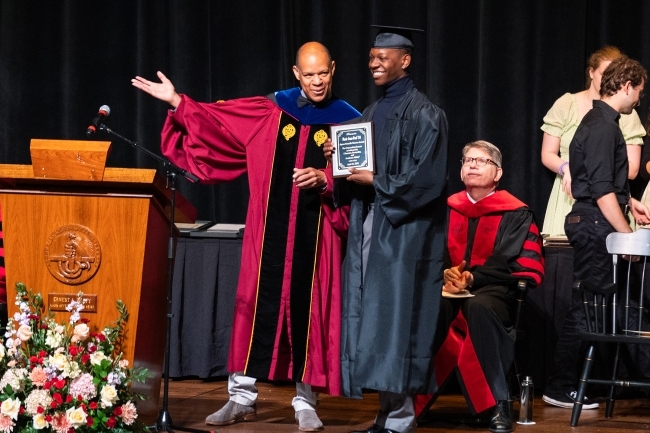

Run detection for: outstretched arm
[[131, 71, 182, 108]]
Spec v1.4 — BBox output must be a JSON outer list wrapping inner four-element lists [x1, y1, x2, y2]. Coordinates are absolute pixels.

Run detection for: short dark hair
[[600, 55, 647, 98]]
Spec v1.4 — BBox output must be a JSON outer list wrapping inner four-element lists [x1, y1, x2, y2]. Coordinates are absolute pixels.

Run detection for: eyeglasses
[[461, 156, 500, 167]]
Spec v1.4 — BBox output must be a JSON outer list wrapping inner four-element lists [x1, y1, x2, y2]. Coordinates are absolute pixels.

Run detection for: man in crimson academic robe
[[131, 42, 360, 431], [415, 141, 545, 433]]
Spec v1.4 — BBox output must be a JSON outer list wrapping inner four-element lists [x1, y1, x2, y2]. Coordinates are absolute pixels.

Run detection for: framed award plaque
[[330, 122, 375, 177]]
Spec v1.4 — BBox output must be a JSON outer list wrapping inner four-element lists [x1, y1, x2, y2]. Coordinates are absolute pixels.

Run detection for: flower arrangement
[[0, 283, 149, 432]]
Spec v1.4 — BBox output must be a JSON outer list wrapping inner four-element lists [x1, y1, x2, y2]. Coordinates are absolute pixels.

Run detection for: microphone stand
[[97, 123, 212, 433]]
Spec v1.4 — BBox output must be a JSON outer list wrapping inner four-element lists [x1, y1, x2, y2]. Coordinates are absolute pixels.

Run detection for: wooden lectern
[[0, 139, 197, 423]]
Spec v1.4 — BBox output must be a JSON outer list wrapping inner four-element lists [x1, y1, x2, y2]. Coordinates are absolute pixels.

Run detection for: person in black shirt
[[543, 55, 650, 409]]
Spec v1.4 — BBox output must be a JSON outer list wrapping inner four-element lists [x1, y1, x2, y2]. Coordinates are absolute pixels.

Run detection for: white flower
[[48, 353, 69, 371], [54, 325, 64, 334], [24, 389, 52, 415], [100, 384, 118, 407], [0, 369, 28, 392], [16, 324, 32, 342], [62, 361, 80, 379], [33, 413, 48, 429], [118, 359, 129, 369], [45, 330, 63, 349], [65, 406, 87, 427], [0, 398, 20, 420], [0, 345, 5, 360], [90, 351, 108, 366]]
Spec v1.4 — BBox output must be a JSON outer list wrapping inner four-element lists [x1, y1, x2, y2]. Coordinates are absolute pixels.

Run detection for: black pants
[[436, 285, 517, 409], [545, 203, 614, 395]]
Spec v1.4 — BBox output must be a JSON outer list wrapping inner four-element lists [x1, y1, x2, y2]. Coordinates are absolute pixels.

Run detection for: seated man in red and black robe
[[415, 140, 544, 433]]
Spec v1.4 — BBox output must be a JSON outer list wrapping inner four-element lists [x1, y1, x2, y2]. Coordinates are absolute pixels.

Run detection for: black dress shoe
[[489, 400, 513, 433], [349, 425, 383, 433]]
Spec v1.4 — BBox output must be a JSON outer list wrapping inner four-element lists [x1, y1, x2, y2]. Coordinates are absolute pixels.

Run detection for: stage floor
[[158, 379, 650, 432]]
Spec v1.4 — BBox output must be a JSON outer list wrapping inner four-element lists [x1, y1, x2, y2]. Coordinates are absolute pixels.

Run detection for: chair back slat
[[606, 229, 650, 256], [583, 229, 650, 335]]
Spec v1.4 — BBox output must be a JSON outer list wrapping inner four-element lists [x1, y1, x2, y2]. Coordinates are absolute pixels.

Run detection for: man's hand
[[131, 71, 182, 108], [293, 167, 326, 190], [323, 138, 334, 162], [629, 197, 650, 225], [442, 260, 474, 293], [346, 168, 373, 185]]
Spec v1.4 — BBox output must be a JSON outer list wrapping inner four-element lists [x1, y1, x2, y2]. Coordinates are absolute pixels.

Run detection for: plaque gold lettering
[[47, 293, 97, 313]]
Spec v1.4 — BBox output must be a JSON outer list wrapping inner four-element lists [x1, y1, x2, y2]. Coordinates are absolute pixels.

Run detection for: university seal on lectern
[[44, 224, 101, 285]]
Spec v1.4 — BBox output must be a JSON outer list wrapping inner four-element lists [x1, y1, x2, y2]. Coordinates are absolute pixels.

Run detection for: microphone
[[86, 105, 111, 136]]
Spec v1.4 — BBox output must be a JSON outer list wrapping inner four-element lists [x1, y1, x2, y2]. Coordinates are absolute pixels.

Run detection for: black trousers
[[545, 203, 614, 395], [437, 285, 517, 409]]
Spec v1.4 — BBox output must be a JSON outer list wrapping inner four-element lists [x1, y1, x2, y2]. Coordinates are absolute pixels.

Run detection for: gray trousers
[[363, 204, 416, 433]]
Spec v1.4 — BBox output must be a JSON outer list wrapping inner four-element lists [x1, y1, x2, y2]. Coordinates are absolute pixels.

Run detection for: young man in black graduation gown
[[327, 26, 448, 433]]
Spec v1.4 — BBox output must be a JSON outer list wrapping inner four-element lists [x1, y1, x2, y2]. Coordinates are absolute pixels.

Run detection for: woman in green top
[[540, 46, 646, 238]]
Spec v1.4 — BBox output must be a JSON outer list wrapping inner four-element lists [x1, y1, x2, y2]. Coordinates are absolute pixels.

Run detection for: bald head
[[295, 42, 332, 68], [293, 42, 335, 103]]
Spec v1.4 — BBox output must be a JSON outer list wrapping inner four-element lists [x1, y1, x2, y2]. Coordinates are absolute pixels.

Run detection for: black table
[[519, 246, 574, 391], [169, 236, 241, 378]]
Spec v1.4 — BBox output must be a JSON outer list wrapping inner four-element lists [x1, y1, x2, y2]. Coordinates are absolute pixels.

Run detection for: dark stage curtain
[[1, 1, 650, 223]]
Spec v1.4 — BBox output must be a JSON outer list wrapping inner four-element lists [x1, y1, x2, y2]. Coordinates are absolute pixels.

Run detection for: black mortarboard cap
[[371, 25, 424, 50]]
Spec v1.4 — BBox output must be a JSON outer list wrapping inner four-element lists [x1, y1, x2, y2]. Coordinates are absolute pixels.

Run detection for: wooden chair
[[570, 229, 650, 426]]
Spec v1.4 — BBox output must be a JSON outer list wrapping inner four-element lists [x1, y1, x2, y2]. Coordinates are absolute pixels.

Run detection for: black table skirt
[[169, 237, 241, 378], [519, 246, 574, 391]]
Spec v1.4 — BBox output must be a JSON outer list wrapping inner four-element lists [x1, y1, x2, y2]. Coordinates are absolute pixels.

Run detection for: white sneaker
[[542, 391, 599, 410]]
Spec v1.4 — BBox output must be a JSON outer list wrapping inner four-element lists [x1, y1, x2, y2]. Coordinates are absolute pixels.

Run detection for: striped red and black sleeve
[[470, 208, 544, 289]]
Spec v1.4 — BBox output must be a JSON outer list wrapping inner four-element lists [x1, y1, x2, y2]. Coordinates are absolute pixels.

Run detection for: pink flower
[[50, 412, 70, 433], [120, 401, 138, 426], [0, 414, 14, 433], [29, 366, 48, 387], [69, 373, 97, 401]]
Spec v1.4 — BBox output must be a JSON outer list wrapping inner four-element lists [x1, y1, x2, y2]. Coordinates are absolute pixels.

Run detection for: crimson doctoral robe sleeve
[[161, 94, 278, 182]]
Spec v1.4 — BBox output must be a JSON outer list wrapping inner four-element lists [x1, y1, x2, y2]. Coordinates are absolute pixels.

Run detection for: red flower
[[88, 345, 97, 354], [29, 355, 39, 364], [37, 406, 44, 414], [28, 314, 40, 320], [40, 324, 48, 329], [38, 350, 47, 358], [69, 346, 78, 356], [19, 406, 24, 415], [65, 394, 72, 403], [45, 415, 52, 422], [106, 416, 116, 428], [54, 378, 66, 389], [89, 401, 98, 410], [78, 395, 83, 402], [86, 416, 94, 427], [44, 381, 52, 390], [50, 401, 58, 409], [97, 334, 106, 342], [113, 406, 122, 416], [80, 318, 90, 324], [53, 393, 63, 404], [81, 353, 90, 364]]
